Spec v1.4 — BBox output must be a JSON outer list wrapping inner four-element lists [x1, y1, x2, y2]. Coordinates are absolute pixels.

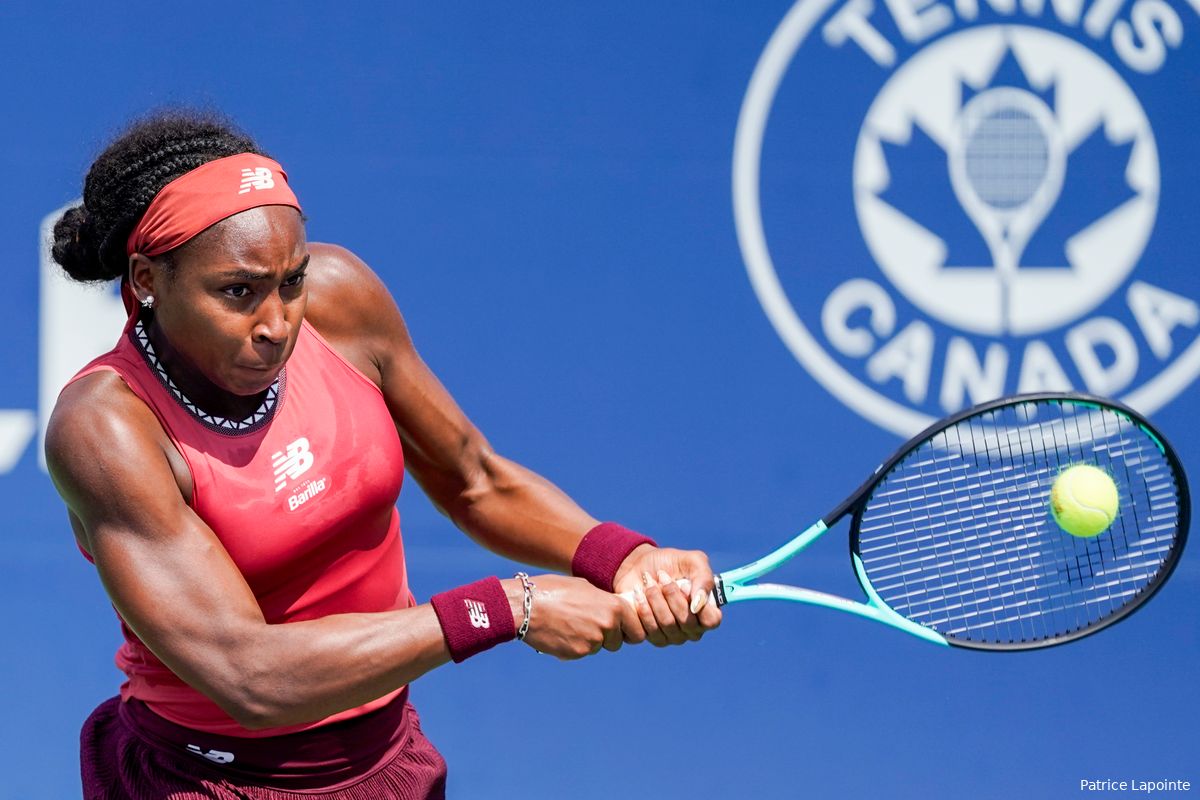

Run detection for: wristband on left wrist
[[430, 576, 516, 663]]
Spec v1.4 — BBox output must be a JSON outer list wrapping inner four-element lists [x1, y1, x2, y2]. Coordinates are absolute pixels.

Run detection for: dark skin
[[46, 205, 721, 730]]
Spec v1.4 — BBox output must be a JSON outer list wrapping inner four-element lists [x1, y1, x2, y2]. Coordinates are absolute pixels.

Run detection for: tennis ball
[[1050, 465, 1119, 538]]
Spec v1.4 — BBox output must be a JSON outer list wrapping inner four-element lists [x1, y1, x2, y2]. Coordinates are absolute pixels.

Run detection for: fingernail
[[690, 592, 707, 614], [642, 572, 655, 587], [677, 577, 692, 595], [657, 570, 672, 586], [634, 586, 646, 606]]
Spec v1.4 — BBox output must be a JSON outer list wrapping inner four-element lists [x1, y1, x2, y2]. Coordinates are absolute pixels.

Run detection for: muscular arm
[[304, 244, 597, 571], [49, 370, 635, 727], [48, 374, 453, 729], [305, 245, 720, 644]]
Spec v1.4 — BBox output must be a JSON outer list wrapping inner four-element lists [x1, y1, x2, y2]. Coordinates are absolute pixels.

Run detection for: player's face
[[147, 205, 309, 400]]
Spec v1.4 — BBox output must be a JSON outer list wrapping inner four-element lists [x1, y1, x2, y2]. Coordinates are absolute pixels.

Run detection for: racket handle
[[617, 577, 718, 612]]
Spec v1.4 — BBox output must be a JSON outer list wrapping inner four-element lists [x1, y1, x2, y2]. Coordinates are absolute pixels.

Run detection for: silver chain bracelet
[[514, 571, 535, 641]]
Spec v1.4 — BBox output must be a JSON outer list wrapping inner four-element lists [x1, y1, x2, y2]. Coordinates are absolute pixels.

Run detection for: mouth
[[232, 363, 284, 393], [238, 362, 284, 374]]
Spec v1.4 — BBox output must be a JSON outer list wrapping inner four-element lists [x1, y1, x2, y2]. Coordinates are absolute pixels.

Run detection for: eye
[[222, 285, 251, 299], [283, 271, 306, 288]]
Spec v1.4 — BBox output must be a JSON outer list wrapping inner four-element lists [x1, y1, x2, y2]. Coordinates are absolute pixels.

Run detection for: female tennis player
[[46, 110, 722, 799]]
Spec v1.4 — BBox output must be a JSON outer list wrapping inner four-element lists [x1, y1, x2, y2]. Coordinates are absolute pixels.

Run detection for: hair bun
[[51, 205, 120, 283], [56, 109, 265, 285]]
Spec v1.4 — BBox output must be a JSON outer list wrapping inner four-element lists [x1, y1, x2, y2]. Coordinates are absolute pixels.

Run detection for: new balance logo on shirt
[[465, 599, 490, 629], [272, 437, 314, 492], [238, 166, 275, 194], [272, 437, 330, 511]]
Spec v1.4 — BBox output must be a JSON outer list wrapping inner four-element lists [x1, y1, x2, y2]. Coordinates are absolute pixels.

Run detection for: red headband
[[125, 153, 302, 257]]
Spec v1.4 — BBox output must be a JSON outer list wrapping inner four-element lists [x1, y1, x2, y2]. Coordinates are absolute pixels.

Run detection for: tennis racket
[[708, 392, 1189, 650]]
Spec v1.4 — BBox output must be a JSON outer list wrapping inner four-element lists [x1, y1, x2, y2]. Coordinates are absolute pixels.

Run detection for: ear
[[128, 253, 158, 305]]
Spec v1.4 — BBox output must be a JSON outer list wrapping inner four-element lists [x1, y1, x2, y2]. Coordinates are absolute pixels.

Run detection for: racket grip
[[617, 577, 717, 612]]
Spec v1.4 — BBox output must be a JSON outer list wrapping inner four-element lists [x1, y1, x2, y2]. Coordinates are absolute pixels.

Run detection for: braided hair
[[52, 110, 265, 283]]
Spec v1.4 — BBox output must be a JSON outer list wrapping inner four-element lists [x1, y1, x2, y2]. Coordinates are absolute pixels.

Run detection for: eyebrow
[[216, 254, 310, 281]]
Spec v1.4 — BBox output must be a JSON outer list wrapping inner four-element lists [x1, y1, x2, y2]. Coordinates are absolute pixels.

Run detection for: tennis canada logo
[[734, 2, 1199, 436]]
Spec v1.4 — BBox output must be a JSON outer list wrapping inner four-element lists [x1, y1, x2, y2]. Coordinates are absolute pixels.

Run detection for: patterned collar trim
[[131, 317, 284, 435]]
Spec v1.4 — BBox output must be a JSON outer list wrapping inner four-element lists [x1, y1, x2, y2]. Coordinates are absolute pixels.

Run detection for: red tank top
[[68, 313, 412, 736]]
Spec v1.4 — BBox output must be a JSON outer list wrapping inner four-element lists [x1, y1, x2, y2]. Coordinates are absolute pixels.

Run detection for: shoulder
[[302, 243, 414, 382], [46, 371, 181, 521], [49, 370, 152, 451], [304, 244, 401, 336]]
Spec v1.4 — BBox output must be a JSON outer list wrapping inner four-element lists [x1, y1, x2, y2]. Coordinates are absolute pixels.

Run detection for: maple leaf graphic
[[878, 122, 992, 267], [1020, 126, 1137, 267]]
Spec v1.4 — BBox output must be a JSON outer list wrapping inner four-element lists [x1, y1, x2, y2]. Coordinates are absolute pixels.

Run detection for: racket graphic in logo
[[948, 82, 1065, 326]]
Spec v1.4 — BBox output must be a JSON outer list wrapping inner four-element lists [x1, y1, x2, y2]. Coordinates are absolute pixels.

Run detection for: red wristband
[[430, 577, 516, 663], [571, 522, 657, 592]]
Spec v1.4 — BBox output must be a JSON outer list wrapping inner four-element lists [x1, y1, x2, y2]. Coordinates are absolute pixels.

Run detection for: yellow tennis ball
[[1050, 465, 1119, 538]]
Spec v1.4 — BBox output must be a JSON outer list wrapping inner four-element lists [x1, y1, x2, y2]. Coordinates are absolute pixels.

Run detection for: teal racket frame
[[713, 520, 949, 646]]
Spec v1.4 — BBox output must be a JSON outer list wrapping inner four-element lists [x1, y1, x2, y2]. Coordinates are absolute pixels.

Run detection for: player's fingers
[[640, 572, 685, 645], [602, 622, 623, 652], [657, 570, 703, 641], [648, 570, 690, 644], [617, 592, 648, 644], [630, 583, 667, 647], [670, 562, 715, 639], [676, 577, 692, 601], [680, 551, 716, 615], [680, 569, 721, 630], [697, 601, 723, 631]]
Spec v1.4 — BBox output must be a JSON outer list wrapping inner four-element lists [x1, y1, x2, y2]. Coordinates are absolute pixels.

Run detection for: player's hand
[[506, 575, 645, 659], [612, 545, 722, 647]]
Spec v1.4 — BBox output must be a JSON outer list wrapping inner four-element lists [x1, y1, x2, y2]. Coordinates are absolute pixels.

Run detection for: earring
[[141, 295, 155, 310]]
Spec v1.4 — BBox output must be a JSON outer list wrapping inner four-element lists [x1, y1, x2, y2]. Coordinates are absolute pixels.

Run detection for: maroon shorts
[[80, 691, 447, 799]]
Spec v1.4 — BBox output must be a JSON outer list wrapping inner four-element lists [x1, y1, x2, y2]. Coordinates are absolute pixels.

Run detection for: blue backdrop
[[1, 2, 1197, 798]]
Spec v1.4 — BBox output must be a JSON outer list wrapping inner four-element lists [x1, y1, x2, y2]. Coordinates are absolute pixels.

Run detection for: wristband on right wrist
[[571, 522, 657, 592]]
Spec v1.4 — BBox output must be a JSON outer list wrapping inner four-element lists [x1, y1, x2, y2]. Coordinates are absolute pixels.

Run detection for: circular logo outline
[[732, 1, 1200, 436]]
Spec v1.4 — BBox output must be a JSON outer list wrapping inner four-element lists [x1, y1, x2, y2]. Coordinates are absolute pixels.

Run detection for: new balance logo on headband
[[465, 599, 490, 629], [126, 154, 301, 257], [238, 167, 275, 194]]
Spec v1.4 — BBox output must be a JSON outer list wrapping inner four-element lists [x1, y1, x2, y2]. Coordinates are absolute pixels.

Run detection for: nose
[[253, 291, 289, 346]]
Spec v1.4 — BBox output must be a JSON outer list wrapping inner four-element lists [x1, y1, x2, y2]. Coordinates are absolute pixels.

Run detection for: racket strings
[[855, 400, 1182, 645]]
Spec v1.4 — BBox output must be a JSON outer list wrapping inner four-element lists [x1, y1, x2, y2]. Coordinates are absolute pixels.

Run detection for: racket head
[[847, 392, 1189, 651]]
